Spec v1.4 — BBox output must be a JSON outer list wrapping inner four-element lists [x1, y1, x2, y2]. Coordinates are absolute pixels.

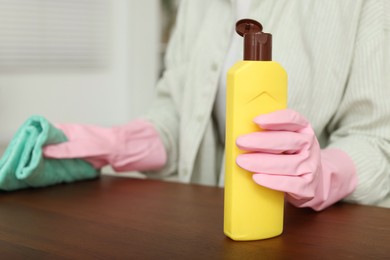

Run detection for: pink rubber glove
[[236, 109, 357, 211], [43, 119, 167, 172]]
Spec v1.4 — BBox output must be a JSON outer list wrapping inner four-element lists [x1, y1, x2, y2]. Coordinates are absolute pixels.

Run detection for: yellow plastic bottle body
[[224, 61, 287, 241]]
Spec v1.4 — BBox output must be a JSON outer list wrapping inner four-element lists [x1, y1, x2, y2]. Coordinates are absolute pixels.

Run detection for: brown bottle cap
[[236, 19, 272, 61]]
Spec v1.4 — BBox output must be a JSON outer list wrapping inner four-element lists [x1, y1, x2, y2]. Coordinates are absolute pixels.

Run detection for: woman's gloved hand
[[43, 119, 167, 172], [236, 109, 357, 211]]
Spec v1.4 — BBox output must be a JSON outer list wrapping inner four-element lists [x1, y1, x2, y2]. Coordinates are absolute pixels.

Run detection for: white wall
[[0, 0, 160, 145]]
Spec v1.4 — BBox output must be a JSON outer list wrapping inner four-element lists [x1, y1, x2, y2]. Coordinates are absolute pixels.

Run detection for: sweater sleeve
[[327, 0, 390, 205], [143, 0, 195, 178]]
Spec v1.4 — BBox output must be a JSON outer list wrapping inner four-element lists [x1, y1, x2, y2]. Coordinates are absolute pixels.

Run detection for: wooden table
[[0, 176, 389, 258]]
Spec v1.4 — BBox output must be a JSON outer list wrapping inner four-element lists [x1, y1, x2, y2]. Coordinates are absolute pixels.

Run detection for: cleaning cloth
[[0, 116, 99, 191]]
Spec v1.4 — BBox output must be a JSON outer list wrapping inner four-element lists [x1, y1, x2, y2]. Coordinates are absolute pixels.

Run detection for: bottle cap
[[236, 19, 272, 61]]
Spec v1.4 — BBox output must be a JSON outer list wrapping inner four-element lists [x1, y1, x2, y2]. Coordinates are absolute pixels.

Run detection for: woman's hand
[[43, 120, 167, 172], [236, 109, 357, 211]]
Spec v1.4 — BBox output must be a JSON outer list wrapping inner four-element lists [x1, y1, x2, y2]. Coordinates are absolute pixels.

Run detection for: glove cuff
[[109, 119, 167, 172], [288, 148, 357, 211]]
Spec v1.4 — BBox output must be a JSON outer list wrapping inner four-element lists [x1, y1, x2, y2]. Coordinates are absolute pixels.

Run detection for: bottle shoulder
[[228, 61, 287, 77]]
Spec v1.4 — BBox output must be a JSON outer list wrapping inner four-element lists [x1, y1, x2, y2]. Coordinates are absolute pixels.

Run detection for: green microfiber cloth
[[0, 116, 99, 191]]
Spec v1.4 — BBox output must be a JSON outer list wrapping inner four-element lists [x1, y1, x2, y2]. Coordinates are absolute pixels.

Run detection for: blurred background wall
[[0, 0, 179, 147]]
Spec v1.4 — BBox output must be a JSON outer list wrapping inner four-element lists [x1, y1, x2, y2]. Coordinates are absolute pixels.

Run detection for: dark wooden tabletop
[[0, 175, 389, 259]]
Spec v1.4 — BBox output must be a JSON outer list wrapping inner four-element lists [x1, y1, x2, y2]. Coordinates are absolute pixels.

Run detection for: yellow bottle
[[224, 19, 287, 241]]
